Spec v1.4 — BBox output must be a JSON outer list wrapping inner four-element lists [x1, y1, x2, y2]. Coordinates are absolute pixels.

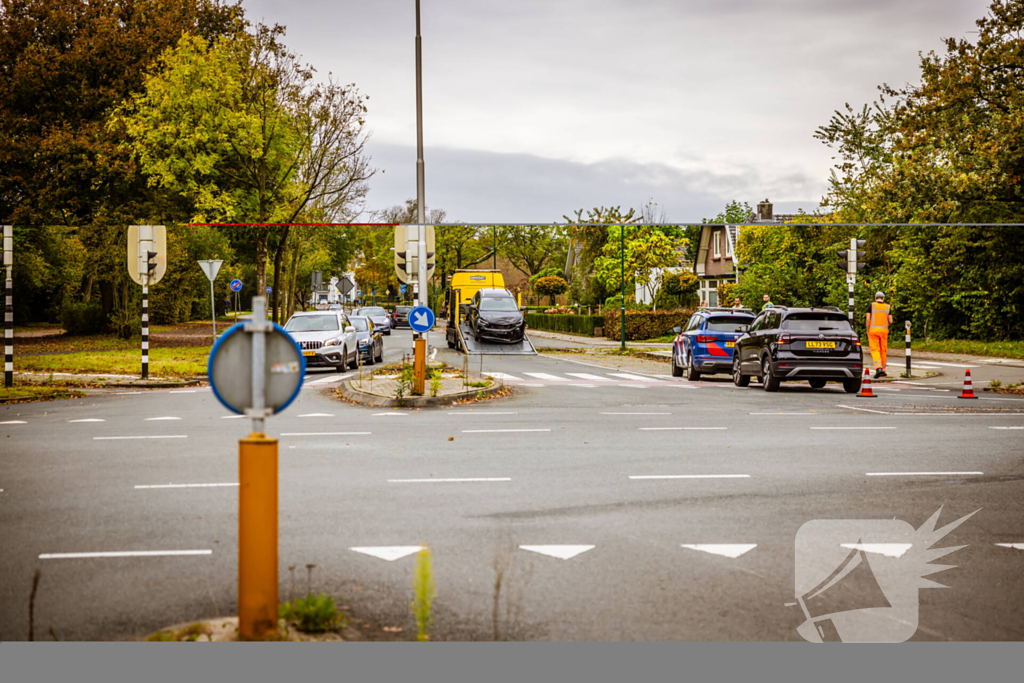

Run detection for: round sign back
[[208, 322, 305, 415]]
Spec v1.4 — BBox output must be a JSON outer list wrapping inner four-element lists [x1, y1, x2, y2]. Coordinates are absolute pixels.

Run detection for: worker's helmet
[[875, 291, 885, 300]]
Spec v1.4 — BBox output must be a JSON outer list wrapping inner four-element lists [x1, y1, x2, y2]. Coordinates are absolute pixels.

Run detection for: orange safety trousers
[[868, 330, 888, 371]]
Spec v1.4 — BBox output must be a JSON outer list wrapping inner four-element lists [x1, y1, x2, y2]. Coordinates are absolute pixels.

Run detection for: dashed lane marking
[[221, 415, 245, 419], [990, 426, 1024, 430], [93, 435, 187, 440], [749, 412, 818, 415], [280, 432, 371, 436], [681, 544, 757, 558], [461, 428, 551, 433], [372, 412, 407, 416], [629, 474, 750, 480], [386, 477, 511, 483], [145, 416, 181, 421], [39, 550, 212, 560], [601, 412, 671, 415], [1, 420, 28, 424], [446, 411, 519, 415], [69, 419, 105, 423], [519, 545, 595, 560], [116, 392, 144, 395], [811, 427, 897, 430], [298, 413, 335, 417], [866, 471, 983, 476], [134, 483, 238, 489], [638, 427, 727, 431]]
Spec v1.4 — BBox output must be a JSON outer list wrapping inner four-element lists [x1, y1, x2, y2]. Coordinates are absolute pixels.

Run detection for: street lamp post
[[620, 225, 625, 350]]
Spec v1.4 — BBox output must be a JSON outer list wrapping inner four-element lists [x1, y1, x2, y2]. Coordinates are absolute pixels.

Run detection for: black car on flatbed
[[467, 288, 526, 343], [732, 306, 864, 393]]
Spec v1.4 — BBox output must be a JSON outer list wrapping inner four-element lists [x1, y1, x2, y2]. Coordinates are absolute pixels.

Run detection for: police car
[[672, 307, 756, 380]]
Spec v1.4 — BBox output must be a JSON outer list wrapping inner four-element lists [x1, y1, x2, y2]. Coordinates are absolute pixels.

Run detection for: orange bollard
[[958, 369, 978, 399], [239, 433, 279, 639], [414, 336, 426, 395], [858, 366, 875, 398]]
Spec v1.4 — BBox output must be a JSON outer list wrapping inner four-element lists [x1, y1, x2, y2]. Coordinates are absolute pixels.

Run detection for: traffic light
[[837, 239, 867, 274], [126, 226, 167, 285]]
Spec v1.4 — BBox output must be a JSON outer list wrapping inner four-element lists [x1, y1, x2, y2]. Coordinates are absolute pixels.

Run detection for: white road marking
[[298, 413, 334, 417], [518, 383, 545, 387], [446, 411, 519, 415], [93, 435, 187, 440], [280, 432, 371, 436], [567, 373, 614, 382], [135, 483, 238, 489], [350, 546, 423, 561], [519, 545, 595, 560], [387, 477, 511, 483], [484, 372, 523, 381], [524, 372, 569, 381], [681, 544, 757, 558], [811, 427, 897, 430], [372, 412, 407, 416], [145, 416, 181, 421], [116, 391, 144, 395], [841, 543, 912, 558], [638, 427, 728, 431], [309, 375, 347, 385], [749, 412, 817, 415], [990, 426, 1024, 430], [866, 471, 983, 476], [221, 415, 245, 419], [630, 474, 750, 480], [835, 404, 892, 415], [69, 419, 105, 423], [39, 550, 212, 559], [461, 428, 550, 433], [168, 390, 196, 394], [996, 543, 1024, 550], [1, 420, 28, 424], [609, 373, 664, 382], [567, 383, 596, 387], [601, 412, 671, 415]]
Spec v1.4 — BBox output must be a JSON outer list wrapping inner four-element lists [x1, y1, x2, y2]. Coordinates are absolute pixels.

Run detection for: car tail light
[[777, 333, 791, 343], [695, 335, 714, 343], [778, 362, 791, 368]]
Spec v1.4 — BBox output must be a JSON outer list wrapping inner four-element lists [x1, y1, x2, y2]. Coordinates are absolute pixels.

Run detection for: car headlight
[[323, 338, 339, 347], [358, 338, 370, 346]]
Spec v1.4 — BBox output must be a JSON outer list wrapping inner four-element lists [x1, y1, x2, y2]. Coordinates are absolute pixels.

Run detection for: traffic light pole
[[4, 226, 12, 389]]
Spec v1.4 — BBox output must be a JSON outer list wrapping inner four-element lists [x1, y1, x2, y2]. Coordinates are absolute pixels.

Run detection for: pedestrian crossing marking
[[524, 372, 570, 381], [566, 373, 614, 381]]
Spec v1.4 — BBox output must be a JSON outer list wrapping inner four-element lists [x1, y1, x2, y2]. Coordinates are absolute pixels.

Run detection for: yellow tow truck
[[443, 269, 536, 355]]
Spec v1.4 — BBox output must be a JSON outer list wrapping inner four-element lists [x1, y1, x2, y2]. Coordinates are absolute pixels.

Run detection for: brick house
[[693, 199, 796, 305]]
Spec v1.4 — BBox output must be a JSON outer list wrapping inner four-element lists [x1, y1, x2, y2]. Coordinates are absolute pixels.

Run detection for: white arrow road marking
[[996, 543, 1024, 550], [866, 471, 983, 476], [630, 474, 749, 480], [840, 543, 912, 558], [145, 416, 181, 421], [681, 544, 757, 558], [519, 545, 595, 560], [1, 420, 27, 424], [134, 483, 238, 489], [298, 413, 334, 417], [350, 546, 423, 562], [39, 550, 212, 559], [69, 419, 105, 423]]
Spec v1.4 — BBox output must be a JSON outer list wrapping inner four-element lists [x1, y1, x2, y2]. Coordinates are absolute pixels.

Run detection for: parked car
[[672, 308, 755, 380], [283, 311, 360, 372], [392, 304, 413, 328], [349, 315, 384, 365], [353, 306, 392, 335], [467, 288, 526, 343], [732, 306, 864, 392], [328, 303, 343, 311]]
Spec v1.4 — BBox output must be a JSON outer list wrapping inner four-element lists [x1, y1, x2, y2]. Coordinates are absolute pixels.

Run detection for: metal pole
[[619, 225, 625, 350], [251, 296, 266, 435], [142, 279, 149, 380], [415, 0, 426, 227], [848, 279, 855, 323], [210, 279, 217, 343], [905, 321, 912, 378], [493, 226, 497, 270], [4, 226, 12, 388]]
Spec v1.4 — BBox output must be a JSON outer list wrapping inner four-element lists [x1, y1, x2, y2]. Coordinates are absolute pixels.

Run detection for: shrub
[[279, 593, 343, 632], [525, 313, 604, 336], [60, 301, 107, 336], [533, 276, 568, 305], [528, 267, 565, 290], [543, 306, 574, 315], [602, 308, 695, 340]]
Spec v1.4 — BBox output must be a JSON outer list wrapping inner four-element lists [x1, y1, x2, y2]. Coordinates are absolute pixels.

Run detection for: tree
[[594, 225, 686, 311], [533, 275, 568, 305], [497, 225, 567, 279], [113, 26, 374, 319]]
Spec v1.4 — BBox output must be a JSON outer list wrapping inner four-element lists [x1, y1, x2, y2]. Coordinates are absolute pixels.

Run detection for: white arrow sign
[[412, 312, 429, 327], [350, 546, 423, 562]]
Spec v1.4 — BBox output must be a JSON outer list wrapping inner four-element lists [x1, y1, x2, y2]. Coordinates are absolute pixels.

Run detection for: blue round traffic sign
[[207, 322, 305, 416], [408, 305, 435, 333], [266, 286, 273, 294], [230, 279, 243, 292]]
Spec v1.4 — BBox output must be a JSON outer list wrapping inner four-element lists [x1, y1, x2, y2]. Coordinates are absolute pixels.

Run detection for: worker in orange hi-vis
[[865, 291, 893, 379]]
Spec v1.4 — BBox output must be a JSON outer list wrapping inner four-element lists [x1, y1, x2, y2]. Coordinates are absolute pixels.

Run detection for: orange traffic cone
[[958, 368, 978, 399], [859, 366, 875, 398]]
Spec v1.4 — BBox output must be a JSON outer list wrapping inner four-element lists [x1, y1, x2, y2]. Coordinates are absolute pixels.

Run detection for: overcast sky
[[242, 0, 992, 222]]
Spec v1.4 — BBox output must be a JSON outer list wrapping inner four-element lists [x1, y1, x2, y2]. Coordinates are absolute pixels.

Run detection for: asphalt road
[[2, 328, 1023, 641]]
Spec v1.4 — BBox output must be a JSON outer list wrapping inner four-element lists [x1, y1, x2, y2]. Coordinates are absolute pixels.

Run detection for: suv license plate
[[303, 350, 316, 357], [805, 341, 836, 349]]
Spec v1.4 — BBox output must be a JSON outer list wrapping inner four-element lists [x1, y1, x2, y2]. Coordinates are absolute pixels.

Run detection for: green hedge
[[60, 301, 107, 336], [526, 313, 605, 336], [602, 308, 695, 341]]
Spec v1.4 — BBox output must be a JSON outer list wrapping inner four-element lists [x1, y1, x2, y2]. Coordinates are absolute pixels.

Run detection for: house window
[[725, 231, 732, 258], [713, 231, 721, 258]]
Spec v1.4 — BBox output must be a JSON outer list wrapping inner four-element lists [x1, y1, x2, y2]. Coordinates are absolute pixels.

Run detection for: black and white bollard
[[847, 280, 855, 323], [142, 282, 149, 380], [4, 225, 12, 388], [905, 321, 911, 378]]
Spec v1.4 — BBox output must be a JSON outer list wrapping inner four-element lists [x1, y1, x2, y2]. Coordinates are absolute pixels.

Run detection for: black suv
[[392, 305, 413, 328], [468, 289, 526, 343], [732, 307, 864, 392]]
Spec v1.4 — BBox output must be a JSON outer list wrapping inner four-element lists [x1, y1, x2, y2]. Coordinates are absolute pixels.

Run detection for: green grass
[[0, 385, 87, 402], [17, 348, 209, 378], [887, 338, 1024, 360]]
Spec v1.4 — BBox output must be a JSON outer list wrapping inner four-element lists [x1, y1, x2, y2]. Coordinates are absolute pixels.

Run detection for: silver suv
[[284, 311, 360, 372]]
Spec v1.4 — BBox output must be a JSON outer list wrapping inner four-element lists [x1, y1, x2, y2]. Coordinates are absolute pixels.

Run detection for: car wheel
[[347, 348, 360, 370], [843, 378, 862, 394], [762, 357, 780, 392], [365, 347, 375, 365], [375, 343, 384, 364], [733, 357, 750, 387], [685, 352, 701, 382], [671, 354, 683, 377], [808, 379, 827, 389]]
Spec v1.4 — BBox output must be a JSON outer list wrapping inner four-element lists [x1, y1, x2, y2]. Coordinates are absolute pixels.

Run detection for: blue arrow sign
[[408, 305, 435, 333], [230, 279, 243, 292], [399, 284, 407, 294]]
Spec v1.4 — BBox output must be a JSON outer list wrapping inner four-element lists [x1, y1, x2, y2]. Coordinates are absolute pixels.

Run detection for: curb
[[338, 380, 507, 408], [12, 372, 203, 389]]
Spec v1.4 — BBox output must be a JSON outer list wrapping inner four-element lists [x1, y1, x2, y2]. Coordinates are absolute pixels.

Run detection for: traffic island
[[338, 361, 510, 407], [144, 616, 407, 642]]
